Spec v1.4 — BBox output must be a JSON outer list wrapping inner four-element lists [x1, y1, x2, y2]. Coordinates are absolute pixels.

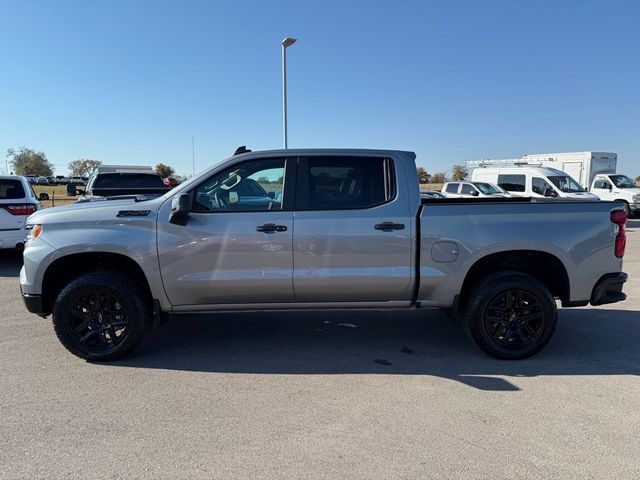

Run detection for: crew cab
[[20, 149, 628, 361], [590, 174, 640, 217]]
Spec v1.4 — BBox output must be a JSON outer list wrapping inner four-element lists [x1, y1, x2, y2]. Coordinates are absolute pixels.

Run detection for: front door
[[292, 155, 413, 303], [157, 157, 295, 306]]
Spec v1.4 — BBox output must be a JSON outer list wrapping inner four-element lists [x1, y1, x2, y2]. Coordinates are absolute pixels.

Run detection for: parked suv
[[0, 176, 41, 249], [441, 181, 508, 198]]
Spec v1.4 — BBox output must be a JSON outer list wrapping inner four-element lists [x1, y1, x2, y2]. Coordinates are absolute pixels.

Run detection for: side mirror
[[267, 191, 275, 199], [38, 192, 50, 201], [607, 184, 613, 191], [169, 193, 191, 226], [76, 189, 85, 196], [470, 190, 479, 196]]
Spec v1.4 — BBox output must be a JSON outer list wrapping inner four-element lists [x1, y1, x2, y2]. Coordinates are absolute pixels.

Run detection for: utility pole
[[281, 37, 297, 149], [192, 136, 195, 176]]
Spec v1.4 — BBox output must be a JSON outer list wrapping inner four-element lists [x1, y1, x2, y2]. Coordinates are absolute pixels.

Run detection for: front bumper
[[590, 272, 627, 306], [21, 286, 46, 317]]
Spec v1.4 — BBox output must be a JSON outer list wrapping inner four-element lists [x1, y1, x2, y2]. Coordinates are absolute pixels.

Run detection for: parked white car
[[0, 176, 41, 250], [441, 181, 509, 198], [590, 174, 640, 216], [471, 165, 600, 200]]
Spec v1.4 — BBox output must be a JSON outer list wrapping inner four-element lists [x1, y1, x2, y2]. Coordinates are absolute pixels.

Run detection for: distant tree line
[[5, 146, 179, 179], [416, 164, 469, 184]]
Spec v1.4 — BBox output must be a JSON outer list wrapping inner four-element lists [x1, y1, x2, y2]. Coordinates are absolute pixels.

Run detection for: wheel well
[[459, 250, 570, 307], [41, 253, 153, 315]]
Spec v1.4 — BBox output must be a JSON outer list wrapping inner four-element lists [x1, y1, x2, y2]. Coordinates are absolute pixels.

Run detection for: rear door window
[[497, 174, 526, 192], [445, 183, 459, 193], [0, 179, 26, 199], [297, 156, 394, 210], [593, 179, 610, 189], [460, 184, 476, 195]]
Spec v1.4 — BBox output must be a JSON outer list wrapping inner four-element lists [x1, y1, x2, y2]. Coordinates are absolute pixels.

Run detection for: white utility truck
[[522, 152, 617, 189]]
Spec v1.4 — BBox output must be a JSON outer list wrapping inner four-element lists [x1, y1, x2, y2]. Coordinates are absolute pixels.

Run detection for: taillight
[[2, 204, 37, 216], [611, 209, 627, 258]]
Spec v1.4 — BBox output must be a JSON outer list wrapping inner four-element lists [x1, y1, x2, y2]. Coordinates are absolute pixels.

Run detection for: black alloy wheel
[[52, 271, 152, 361], [463, 272, 557, 359]]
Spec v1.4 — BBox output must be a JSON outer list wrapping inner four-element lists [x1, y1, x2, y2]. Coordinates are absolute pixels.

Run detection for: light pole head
[[282, 37, 297, 48]]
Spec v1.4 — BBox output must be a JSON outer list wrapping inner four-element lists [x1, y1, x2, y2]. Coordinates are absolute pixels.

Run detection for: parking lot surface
[[1, 220, 639, 480]]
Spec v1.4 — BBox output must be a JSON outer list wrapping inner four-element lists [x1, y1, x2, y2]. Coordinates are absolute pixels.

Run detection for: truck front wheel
[[463, 272, 557, 359], [52, 271, 152, 361]]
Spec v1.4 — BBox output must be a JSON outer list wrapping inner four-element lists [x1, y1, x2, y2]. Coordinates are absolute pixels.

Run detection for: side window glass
[[193, 158, 285, 212], [302, 156, 392, 210], [497, 174, 526, 192], [460, 184, 475, 195], [446, 183, 459, 193], [593, 179, 609, 189], [532, 177, 556, 197]]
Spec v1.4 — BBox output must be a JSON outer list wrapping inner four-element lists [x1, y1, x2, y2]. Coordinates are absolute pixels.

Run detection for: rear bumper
[[0, 228, 27, 249], [21, 287, 46, 317], [590, 272, 627, 306]]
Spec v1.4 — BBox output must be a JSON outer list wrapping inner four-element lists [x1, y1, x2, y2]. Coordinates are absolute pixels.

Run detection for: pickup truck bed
[[20, 148, 628, 361]]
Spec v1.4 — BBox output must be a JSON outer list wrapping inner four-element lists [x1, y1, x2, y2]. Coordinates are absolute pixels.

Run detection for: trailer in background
[[522, 152, 617, 188]]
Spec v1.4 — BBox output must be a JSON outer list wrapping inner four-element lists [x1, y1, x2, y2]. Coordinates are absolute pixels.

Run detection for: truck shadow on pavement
[[109, 306, 640, 391], [0, 250, 22, 278]]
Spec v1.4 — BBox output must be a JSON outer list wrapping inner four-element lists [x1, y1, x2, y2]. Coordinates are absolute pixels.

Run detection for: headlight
[[25, 224, 43, 243], [633, 194, 640, 203]]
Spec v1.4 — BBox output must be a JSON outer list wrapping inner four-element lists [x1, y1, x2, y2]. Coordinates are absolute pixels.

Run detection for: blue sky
[[1, 0, 638, 177]]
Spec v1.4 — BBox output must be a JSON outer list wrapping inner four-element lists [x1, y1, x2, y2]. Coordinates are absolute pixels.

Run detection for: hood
[[27, 196, 164, 225]]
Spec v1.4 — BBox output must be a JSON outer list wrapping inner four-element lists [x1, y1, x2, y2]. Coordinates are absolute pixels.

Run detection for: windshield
[[547, 175, 586, 193], [609, 175, 636, 188], [473, 182, 503, 195], [93, 173, 165, 189]]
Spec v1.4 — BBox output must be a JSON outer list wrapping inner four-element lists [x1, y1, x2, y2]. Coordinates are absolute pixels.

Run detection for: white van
[[590, 174, 640, 216], [470, 165, 600, 200]]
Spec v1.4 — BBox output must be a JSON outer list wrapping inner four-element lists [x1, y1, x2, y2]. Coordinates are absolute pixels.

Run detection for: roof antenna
[[234, 146, 251, 155]]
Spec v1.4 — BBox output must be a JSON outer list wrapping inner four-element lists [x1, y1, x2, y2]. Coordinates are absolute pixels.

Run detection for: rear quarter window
[[0, 179, 26, 199]]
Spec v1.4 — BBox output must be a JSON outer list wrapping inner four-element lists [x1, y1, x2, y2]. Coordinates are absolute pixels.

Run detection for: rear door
[[444, 182, 460, 197], [292, 155, 413, 303]]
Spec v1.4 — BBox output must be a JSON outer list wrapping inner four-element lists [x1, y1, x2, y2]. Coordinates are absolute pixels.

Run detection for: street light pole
[[281, 37, 297, 149]]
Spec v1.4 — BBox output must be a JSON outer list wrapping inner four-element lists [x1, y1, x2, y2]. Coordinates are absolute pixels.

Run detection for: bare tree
[[451, 164, 469, 181], [416, 167, 430, 184], [68, 159, 102, 177], [430, 172, 447, 184]]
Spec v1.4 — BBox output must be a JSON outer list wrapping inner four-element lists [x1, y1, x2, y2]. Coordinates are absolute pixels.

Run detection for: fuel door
[[431, 241, 459, 263]]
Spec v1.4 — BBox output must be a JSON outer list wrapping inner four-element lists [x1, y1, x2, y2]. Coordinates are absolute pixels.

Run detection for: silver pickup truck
[[20, 148, 628, 361]]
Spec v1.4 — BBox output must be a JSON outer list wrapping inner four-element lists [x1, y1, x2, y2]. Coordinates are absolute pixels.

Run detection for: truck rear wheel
[[52, 271, 152, 361], [463, 272, 557, 359]]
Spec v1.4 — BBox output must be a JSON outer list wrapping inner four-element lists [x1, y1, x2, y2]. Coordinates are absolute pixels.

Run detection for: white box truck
[[522, 152, 617, 188]]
